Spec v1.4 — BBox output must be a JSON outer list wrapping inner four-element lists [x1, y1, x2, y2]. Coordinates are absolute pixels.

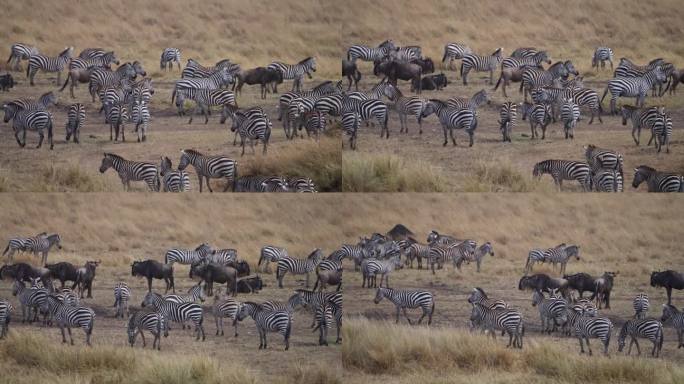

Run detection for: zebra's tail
[[441, 49, 448, 65], [59, 73, 70, 92], [599, 85, 609, 106], [113, 296, 120, 308], [493, 72, 503, 91], [26, 61, 30, 78], [524, 253, 531, 272], [346, 50, 352, 62], [285, 317, 292, 341], [47, 117, 54, 150], [164, 252, 170, 265], [2, 244, 9, 257], [459, 61, 464, 79], [171, 87, 177, 104], [657, 322, 664, 350]]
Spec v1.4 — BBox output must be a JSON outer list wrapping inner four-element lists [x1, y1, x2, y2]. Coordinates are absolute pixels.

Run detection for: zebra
[[160, 48, 181, 71], [12, 281, 47, 323], [64, 103, 85, 144], [502, 50, 551, 69], [303, 110, 326, 140], [374, 287, 434, 325], [347, 40, 395, 63], [584, 144, 624, 175], [40, 295, 95, 346], [159, 156, 190, 192], [278, 81, 342, 121], [467, 242, 495, 272], [532, 290, 568, 334], [591, 169, 624, 192], [342, 96, 390, 138], [392, 46, 422, 62], [276, 249, 322, 288], [131, 101, 150, 142], [258, 246, 289, 273], [3, 107, 54, 150], [467, 287, 508, 310], [563, 301, 596, 336], [428, 240, 477, 273], [293, 290, 341, 329], [213, 290, 241, 337], [460, 47, 503, 85], [79, 48, 108, 60], [142, 292, 205, 341], [560, 98, 580, 140], [127, 310, 167, 350], [164, 283, 205, 304], [26, 46, 73, 86], [421, 99, 478, 147], [175, 88, 235, 124], [499, 102, 517, 142], [592, 47, 614, 71], [68, 51, 118, 70], [511, 47, 539, 58], [575, 315, 613, 355], [182, 58, 236, 78], [230, 111, 271, 156], [164, 243, 212, 266], [56, 287, 80, 308], [341, 111, 361, 150], [651, 110, 672, 154], [99, 153, 159, 192], [442, 43, 473, 70], [525, 244, 580, 274], [614, 57, 664, 78], [2, 232, 47, 263], [426, 230, 461, 246], [633, 293, 650, 319], [3, 91, 57, 116], [632, 165, 683, 192], [601, 67, 667, 114], [520, 61, 574, 101], [88, 62, 141, 102], [561, 88, 603, 124], [7, 43, 39, 71], [520, 102, 551, 140], [178, 149, 238, 193], [113, 282, 131, 318], [22, 233, 62, 265], [334, 244, 369, 272], [267, 57, 317, 92], [236, 302, 292, 350], [171, 67, 233, 104], [0, 300, 13, 339], [288, 177, 317, 193], [283, 96, 317, 139], [618, 318, 664, 357], [403, 241, 431, 269], [447, 89, 491, 111], [234, 176, 288, 192], [469, 303, 524, 348], [533, 160, 591, 191], [661, 304, 684, 348], [206, 249, 237, 265], [361, 256, 402, 288], [313, 301, 334, 345], [384, 83, 427, 134], [104, 104, 128, 142], [620, 105, 661, 145], [131, 77, 154, 108]]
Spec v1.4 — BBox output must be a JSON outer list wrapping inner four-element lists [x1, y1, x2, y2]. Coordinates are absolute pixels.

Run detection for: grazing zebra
[[520, 61, 574, 101], [2, 232, 46, 262], [384, 84, 427, 134], [467, 287, 508, 310], [213, 291, 241, 336], [230, 111, 271, 156], [178, 149, 238, 193], [429, 240, 477, 273], [442, 43, 472, 69], [560, 98, 580, 140], [313, 301, 334, 346], [142, 292, 205, 341], [343, 97, 389, 138], [341, 111, 361, 150], [12, 281, 47, 323], [602, 67, 667, 114], [633, 293, 650, 319], [618, 318, 664, 357], [258, 246, 289, 273], [632, 165, 683, 192], [620, 105, 661, 145], [26, 47, 73, 86], [267, 57, 316, 92], [78, 48, 107, 59], [499, 102, 517, 142], [22, 233, 62, 265], [160, 48, 181, 71], [236, 302, 292, 350], [421, 100, 478, 147], [374, 287, 434, 325], [460, 47, 503, 85], [650, 110, 672, 154], [131, 101, 150, 142], [532, 290, 567, 334], [234, 176, 288, 192], [40, 295, 95, 345], [661, 304, 684, 348], [591, 169, 624, 192], [64, 103, 85, 144], [99, 153, 159, 192], [159, 156, 190, 192], [502, 50, 551, 69], [447, 89, 491, 111], [113, 282, 131, 318], [470, 303, 524, 348], [171, 68, 232, 104], [182, 58, 236, 78], [164, 243, 212, 266], [276, 249, 322, 288], [584, 144, 623, 175], [128, 310, 167, 350], [175, 88, 235, 123], [533, 160, 591, 191], [575, 315, 613, 355], [3, 107, 54, 150], [3, 91, 57, 116], [347, 40, 395, 63], [288, 177, 317, 193], [7, 43, 39, 71], [87, 62, 141, 102], [520, 102, 551, 140], [0, 300, 12, 339], [361, 256, 402, 288], [592, 47, 614, 70]]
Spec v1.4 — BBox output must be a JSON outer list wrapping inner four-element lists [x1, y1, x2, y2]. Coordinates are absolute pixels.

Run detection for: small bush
[[342, 154, 446, 192]]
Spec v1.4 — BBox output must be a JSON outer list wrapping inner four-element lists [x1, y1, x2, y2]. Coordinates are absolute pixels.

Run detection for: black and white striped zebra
[[3, 106, 54, 150], [2, 233, 45, 263], [302, 110, 326, 140], [520, 61, 575, 101], [591, 169, 624, 192], [64, 103, 85, 144], [78, 48, 107, 60], [499, 102, 517, 142], [532, 290, 567, 334], [601, 67, 667, 114], [533, 160, 591, 191], [341, 111, 361, 150], [334, 244, 368, 271], [661, 304, 684, 348], [502, 50, 551, 70], [421, 99, 478, 147], [181, 58, 232, 78], [277, 81, 342, 121], [234, 176, 288, 192], [442, 43, 473, 69], [178, 149, 238, 193], [632, 165, 683, 192], [560, 98, 580, 140], [428, 240, 476, 273], [164, 284, 205, 306], [511, 47, 538, 59], [633, 293, 649, 319], [384, 83, 427, 134], [213, 291, 241, 336], [206, 249, 237, 265], [650, 110, 672, 154], [592, 47, 614, 71], [159, 156, 190, 192], [7, 43, 39, 71], [449, 88, 490, 112], [460, 48, 503, 85], [0, 300, 12, 339], [614, 57, 664, 78], [40, 295, 95, 345], [104, 103, 128, 142], [469, 303, 524, 348], [361, 256, 402, 288], [618, 318, 663, 357], [160, 48, 181, 71], [267, 57, 316, 92], [88, 62, 142, 102], [12, 281, 47, 323], [426, 230, 461, 246], [237, 302, 292, 350], [288, 177, 317, 193], [293, 289, 341, 327], [26, 46, 73, 86], [113, 282, 131, 318], [584, 144, 624, 175], [347, 40, 395, 63], [99, 153, 159, 192], [68, 51, 118, 71], [312, 301, 334, 345], [230, 111, 271, 156], [374, 287, 434, 325], [21, 233, 62, 265], [466, 242, 495, 272], [525, 244, 579, 274], [171, 68, 233, 104], [276, 249, 322, 288], [164, 243, 212, 266], [131, 77, 154, 108], [141, 292, 205, 341], [392, 46, 422, 62], [3, 91, 57, 116], [258, 246, 289, 273], [575, 315, 613, 355], [467, 287, 508, 310], [175, 88, 235, 123], [620, 105, 661, 145], [342, 96, 390, 138], [131, 101, 150, 142], [403, 241, 431, 269], [127, 310, 167, 350]]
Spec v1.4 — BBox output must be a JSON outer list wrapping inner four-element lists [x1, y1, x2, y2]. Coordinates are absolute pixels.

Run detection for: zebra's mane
[[59, 47, 73, 57], [299, 57, 314, 64], [104, 153, 126, 161], [182, 149, 204, 157], [312, 81, 333, 91], [635, 165, 656, 173], [473, 287, 487, 298], [47, 234, 60, 242]]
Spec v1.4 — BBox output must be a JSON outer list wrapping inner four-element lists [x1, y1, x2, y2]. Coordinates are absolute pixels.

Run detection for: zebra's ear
[[633, 168, 638, 172]]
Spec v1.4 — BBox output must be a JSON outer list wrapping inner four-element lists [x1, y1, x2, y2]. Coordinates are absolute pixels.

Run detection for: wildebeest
[[518, 274, 569, 298], [235, 67, 283, 99], [0, 74, 14, 91], [342, 59, 361, 91], [595, 271, 617, 309], [131, 260, 175, 293], [227, 260, 251, 277], [74, 260, 100, 298], [190, 262, 237, 296], [374, 59, 423, 93], [564, 272, 598, 298], [312, 268, 342, 291], [494, 64, 539, 98], [0, 262, 50, 283], [410, 57, 435, 74], [413, 73, 448, 91], [44, 262, 79, 288], [386, 224, 415, 242], [651, 270, 684, 305], [236, 275, 264, 293]]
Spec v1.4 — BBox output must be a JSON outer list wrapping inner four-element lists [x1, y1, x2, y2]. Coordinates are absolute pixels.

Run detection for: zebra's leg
[[402, 308, 413, 325], [395, 306, 401, 323]]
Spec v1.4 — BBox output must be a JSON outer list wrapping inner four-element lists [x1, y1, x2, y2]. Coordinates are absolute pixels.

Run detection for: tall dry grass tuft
[[285, 363, 343, 384], [34, 163, 110, 192], [462, 159, 551, 192], [342, 154, 447, 192]]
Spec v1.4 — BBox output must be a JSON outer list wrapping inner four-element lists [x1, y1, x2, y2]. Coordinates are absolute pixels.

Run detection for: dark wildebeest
[[131, 260, 175, 293], [226, 260, 250, 277], [74, 260, 100, 298], [342, 59, 362, 91], [374, 59, 423, 93], [312, 268, 342, 291], [0, 74, 15, 91], [595, 271, 617, 309], [386, 224, 415, 242], [190, 262, 237, 296], [518, 274, 569, 298], [563, 272, 598, 299], [236, 275, 264, 293], [651, 270, 684, 305], [0, 262, 50, 283], [44, 262, 79, 288], [413, 73, 448, 91], [410, 57, 435, 74], [235, 67, 283, 99]]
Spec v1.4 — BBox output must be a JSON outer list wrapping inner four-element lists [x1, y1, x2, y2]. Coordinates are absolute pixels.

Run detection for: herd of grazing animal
[[1, 234, 342, 350], [343, 224, 684, 356]]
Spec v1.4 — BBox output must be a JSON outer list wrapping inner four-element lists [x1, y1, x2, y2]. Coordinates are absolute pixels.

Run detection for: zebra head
[[99, 153, 117, 173], [373, 287, 388, 304], [531, 289, 545, 306], [563, 61, 578, 76], [132, 61, 146, 77], [565, 245, 580, 260], [49, 234, 62, 250], [2, 104, 18, 123], [478, 242, 494, 257], [632, 165, 655, 188], [141, 291, 161, 308], [661, 304, 679, 322], [178, 149, 198, 170]]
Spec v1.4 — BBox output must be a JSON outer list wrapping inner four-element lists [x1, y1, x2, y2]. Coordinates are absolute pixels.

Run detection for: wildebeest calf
[[412, 73, 448, 92], [0, 74, 14, 91]]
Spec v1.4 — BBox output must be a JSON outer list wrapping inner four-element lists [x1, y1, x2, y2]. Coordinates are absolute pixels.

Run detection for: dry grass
[[33, 163, 111, 192], [342, 153, 447, 192], [462, 159, 552, 192]]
